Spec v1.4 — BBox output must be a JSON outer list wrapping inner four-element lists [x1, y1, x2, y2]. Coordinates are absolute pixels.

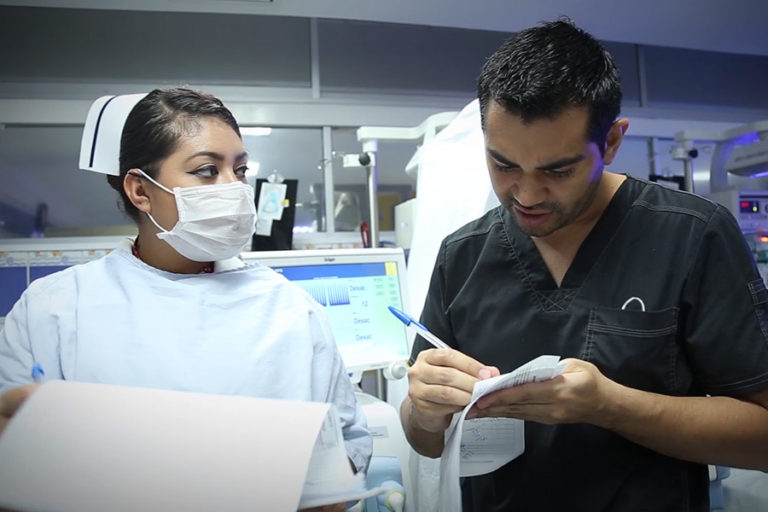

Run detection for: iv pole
[[349, 112, 458, 248]]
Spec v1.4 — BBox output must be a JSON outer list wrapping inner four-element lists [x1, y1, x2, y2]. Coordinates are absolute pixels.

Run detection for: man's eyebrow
[[487, 149, 586, 171], [536, 154, 586, 171], [487, 149, 518, 167]]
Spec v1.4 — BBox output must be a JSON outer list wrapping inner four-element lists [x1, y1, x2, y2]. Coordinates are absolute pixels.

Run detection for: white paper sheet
[[255, 217, 274, 236], [257, 182, 287, 221], [255, 181, 287, 236], [299, 402, 386, 509], [439, 355, 565, 512], [0, 381, 382, 512]]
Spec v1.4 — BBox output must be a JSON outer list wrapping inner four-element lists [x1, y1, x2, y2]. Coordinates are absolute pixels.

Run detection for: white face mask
[[131, 169, 256, 262]]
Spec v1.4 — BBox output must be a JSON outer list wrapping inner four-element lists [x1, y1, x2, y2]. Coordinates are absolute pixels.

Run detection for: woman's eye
[[235, 165, 249, 178], [191, 166, 218, 178]]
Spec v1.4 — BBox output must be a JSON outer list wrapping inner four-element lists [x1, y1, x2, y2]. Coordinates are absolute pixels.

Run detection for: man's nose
[[512, 172, 546, 208]]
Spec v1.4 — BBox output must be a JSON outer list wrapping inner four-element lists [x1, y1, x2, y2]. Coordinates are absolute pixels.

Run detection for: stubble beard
[[508, 179, 601, 238]]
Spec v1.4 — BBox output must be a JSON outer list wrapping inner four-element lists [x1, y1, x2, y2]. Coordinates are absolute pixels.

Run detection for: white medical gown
[[0, 239, 372, 473]]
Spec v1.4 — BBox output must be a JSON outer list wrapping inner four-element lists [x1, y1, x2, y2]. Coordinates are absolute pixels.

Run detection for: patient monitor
[[241, 248, 411, 381], [241, 248, 412, 512]]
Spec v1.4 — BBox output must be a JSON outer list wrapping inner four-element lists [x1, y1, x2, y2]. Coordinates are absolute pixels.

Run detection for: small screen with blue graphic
[[29, 265, 70, 284], [0, 267, 27, 317], [271, 261, 409, 371]]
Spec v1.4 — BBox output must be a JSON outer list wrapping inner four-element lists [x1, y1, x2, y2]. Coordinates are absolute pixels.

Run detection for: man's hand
[[467, 358, 614, 425], [0, 384, 39, 435], [407, 348, 500, 433]]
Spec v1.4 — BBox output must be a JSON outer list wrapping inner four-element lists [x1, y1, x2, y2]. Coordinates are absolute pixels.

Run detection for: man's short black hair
[[478, 18, 622, 154]]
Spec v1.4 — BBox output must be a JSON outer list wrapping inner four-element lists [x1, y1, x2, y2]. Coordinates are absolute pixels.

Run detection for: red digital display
[[740, 200, 760, 214]]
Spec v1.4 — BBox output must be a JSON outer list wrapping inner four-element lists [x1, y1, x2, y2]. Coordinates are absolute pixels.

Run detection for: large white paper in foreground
[[0, 381, 383, 512]]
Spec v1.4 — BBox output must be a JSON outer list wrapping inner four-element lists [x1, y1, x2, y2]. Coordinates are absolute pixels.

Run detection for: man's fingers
[[420, 363, 480, 395], [408, 348, 502, 431], [419, 348, 493, 379], [414, 348, 498, 391], [411, 382, 473, 412]]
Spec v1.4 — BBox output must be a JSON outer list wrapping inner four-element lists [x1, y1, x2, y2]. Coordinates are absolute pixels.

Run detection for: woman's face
[[144, 117, 249, 230]]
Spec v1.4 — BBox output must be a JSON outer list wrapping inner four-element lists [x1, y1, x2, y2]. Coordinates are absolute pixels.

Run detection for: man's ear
[[123, 170, 152, 213], [603, 118, 629, 166]]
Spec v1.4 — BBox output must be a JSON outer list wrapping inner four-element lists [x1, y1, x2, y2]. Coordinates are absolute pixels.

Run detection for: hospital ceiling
[[1, 0, 768, 56]]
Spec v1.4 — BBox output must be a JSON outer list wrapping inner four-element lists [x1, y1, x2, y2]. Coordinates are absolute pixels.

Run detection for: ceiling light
[[241, 127, 272, 137]]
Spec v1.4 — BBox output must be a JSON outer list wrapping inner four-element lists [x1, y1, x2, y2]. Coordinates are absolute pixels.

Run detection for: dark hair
[[107, 87, 241, 224], [477, 19, 621, 154]]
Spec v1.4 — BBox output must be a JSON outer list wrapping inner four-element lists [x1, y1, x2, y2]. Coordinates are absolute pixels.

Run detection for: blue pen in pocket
[[31, 363, 46, 384]]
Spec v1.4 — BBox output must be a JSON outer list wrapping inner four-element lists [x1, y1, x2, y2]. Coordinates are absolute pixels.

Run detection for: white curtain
[[387, 99, 498, 512]]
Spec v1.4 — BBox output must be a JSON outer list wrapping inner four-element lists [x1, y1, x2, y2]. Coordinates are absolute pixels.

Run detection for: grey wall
[[2, 6, 768, 236], [0, 7, 311, 87]]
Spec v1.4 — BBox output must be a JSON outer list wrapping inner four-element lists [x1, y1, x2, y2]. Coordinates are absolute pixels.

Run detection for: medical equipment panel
[[241, 248, 411, 375], [242, 248, 413, 511], [0, 238, 122, 328], [709, 189, 768, 284], [0, 253, 28, 320]]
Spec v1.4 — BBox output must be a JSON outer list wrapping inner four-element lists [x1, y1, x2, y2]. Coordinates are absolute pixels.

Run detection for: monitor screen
[[242, 248, 411, 373]]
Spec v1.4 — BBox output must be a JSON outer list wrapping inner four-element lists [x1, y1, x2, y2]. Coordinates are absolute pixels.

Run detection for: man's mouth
[[513, 205, 551, 224]]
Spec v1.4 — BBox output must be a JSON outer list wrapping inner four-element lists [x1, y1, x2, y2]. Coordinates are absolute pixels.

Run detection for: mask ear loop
[[126, 168, 174, 194], [125, 169, 172, 234]]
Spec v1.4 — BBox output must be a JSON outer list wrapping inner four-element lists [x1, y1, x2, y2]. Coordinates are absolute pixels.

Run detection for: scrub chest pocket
[[583, 306, 680, 394]]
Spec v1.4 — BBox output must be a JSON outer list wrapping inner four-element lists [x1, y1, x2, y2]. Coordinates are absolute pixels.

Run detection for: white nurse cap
[[78, 93, 147, 176]]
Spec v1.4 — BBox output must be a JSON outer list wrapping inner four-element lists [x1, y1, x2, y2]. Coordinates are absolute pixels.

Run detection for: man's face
[[484, 101, 607, 239]]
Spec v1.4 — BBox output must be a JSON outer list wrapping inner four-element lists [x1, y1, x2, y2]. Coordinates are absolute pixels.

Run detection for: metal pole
[[363, 139, 379, 248], [376, 369, 386, 401], [322, 127, 335, 232], [683, 159, 695, 193], [366, 157, 380, 248], [646, 138, 656, 177]]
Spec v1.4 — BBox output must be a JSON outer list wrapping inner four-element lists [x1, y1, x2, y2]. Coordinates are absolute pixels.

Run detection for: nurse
[[0, 88, 371, 511]]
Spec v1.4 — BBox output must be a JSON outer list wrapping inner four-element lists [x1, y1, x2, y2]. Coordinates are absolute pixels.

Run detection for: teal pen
[[388, 306, 451, 349], [31, 363, 46, 383]]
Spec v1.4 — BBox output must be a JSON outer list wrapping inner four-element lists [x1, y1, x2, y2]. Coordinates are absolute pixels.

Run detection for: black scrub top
[[412, 176, 768, 512]]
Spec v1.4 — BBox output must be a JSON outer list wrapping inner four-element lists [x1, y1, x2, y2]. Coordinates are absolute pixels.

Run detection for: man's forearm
[[400, 396, 446, 458], [598, 384, 768, 471]]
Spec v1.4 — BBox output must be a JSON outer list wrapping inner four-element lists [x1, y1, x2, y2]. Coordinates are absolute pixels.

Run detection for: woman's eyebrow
[[184, 151, 249, 162], [185, 151, 224, 162]]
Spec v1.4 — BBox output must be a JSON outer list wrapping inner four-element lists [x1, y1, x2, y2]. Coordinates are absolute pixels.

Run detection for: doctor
[[0, 88, 370, 512], [401, 19, 768, 511]]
